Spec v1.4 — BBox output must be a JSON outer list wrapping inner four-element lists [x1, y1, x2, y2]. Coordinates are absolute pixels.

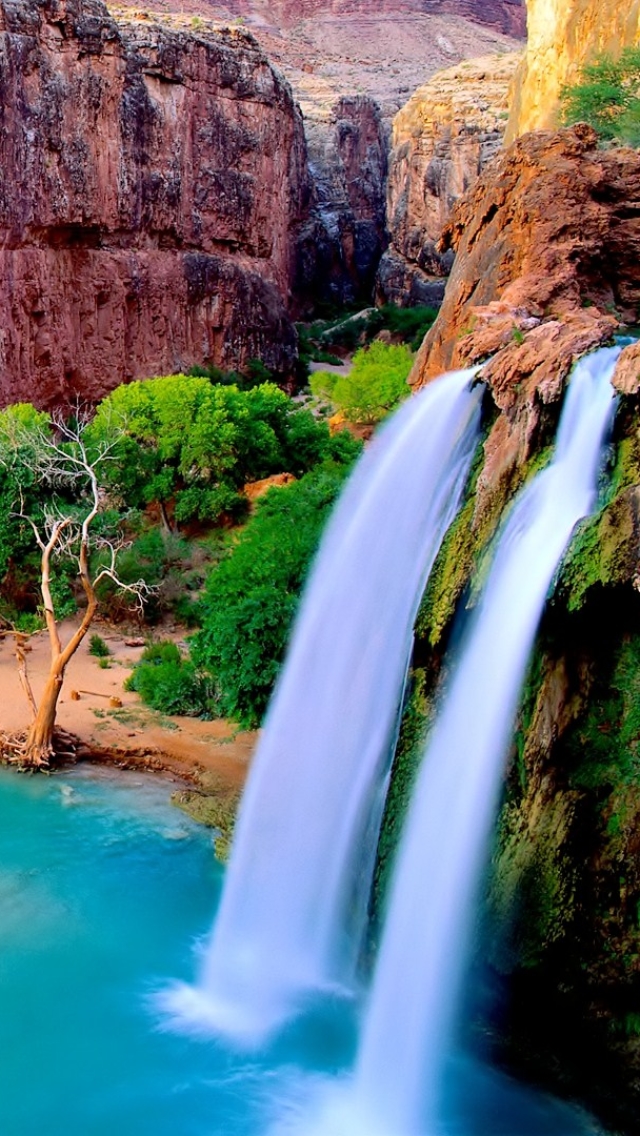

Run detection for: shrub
[[192, 462, 354, 727], [310, 341, 413, 425], [125, 640, 211, 716], [560, 48, 640, 144], [89, 633, 111, 658]]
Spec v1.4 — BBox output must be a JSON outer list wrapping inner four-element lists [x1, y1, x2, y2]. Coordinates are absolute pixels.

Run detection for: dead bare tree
[[0, 407, 152, 767]]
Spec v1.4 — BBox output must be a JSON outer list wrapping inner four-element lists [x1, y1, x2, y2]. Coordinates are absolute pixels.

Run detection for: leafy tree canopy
[[191, 462, 353, 727], [89, 375, 347, 525], [560, 47, 640, 145], [310, 340, 413, 425]]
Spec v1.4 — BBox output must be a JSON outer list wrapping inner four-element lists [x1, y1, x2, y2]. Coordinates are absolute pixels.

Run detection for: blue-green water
[[0, 765, 342, 1136], [0, 765, 601, 1136]]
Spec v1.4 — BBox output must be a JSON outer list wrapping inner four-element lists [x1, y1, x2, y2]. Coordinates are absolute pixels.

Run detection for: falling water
[[165, 369, 483, 1045], [330, 346, 620, 1136]]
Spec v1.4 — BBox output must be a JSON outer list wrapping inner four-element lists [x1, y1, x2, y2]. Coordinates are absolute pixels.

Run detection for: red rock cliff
[[377, 53, 519, 307], [0, 0, 308, 409]]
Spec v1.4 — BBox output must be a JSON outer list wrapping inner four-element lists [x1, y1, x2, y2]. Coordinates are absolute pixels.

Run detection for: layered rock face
[[507, 0, 640, 139], [296, 96, 388, 308], [377, 53, 519, 307], [412, 125, 640, 393], [402, 124, 640, 1127], [215, 0, 526, 36], [422, 0, 526, 37], [0, 0, 307, 408]]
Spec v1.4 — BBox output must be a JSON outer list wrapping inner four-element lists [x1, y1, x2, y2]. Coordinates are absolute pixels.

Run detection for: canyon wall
[[507, 0, 640, 139], [377, 53, 519, 307], [296, 96, 388, 309], [397, 123, 640, 1128], [0, 0, 307, 409], [217, 0, 526, 37], [422, 0, 525, 37]]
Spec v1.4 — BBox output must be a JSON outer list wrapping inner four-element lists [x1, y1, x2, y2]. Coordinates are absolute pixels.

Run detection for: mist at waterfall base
[[0, 357, 616, 1136], [161, 369, 483, 1044], [263, 350, 619, 1136]]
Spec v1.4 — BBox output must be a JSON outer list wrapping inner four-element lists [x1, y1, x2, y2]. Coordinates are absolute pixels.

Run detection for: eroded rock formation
[[296, 96, 388, 308], [507, 0, 640, 139], [422, 0, 525, 37], [196, 0, 526, 37], [0, 0, 307, 408], [397, 122, 640, 1128], [377, 52, 519, 307]]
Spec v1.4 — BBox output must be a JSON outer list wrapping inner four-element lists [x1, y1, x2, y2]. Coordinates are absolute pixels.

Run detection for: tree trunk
[[22, 666, 64, 766]]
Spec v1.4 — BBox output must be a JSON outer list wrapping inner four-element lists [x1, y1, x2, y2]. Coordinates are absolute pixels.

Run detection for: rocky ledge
[[0, 0, 308, 408], [402, 124, 640, 1129]]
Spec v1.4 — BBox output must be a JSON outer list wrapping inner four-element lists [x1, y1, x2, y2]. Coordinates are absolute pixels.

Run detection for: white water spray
[[270, 347, 620, 1136], [337, 346, 620, 1135], [164, 370, 482, 1045]]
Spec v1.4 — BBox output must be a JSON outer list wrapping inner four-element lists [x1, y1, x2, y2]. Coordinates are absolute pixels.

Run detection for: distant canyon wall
[[377, 53, 519, 307], [0, 0, 307, 409], [507, 0, 640, 139], [226, 0, 526, 37], [296, 96, 389, 309]]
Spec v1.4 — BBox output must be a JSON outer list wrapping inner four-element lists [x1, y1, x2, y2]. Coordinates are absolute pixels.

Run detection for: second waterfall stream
[[285, 347, 620, 1135]]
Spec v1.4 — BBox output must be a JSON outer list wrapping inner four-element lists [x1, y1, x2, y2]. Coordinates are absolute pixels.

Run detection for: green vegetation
[[89, 373, 337, 528], [372, 668, 430, 927], [297, 303, 438, 373], [125, 640, 212, 717], [192, 462, 355, 727], [89, 634, 111, 659], [560, 47, 640, 145], [310, 341, 413, 425]]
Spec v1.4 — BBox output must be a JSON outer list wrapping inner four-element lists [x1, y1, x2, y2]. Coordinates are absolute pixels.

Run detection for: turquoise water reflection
[[0, 766, 305, 1136], [0, 765, 601, 1136]]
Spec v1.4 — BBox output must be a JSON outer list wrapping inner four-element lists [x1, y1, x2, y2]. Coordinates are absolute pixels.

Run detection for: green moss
[[417, 436, 554, 649], [171, 787, 240, 863], [565, 634, 640, 795], [557, 428, 640, 612], [372, 668, 430, 925]]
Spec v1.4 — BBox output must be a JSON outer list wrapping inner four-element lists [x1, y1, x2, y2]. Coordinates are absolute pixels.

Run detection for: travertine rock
[[377, 52, 519, 306], [0, 0, 307, 408], [413, 126, 640, 388], [507, 0, 640, 139], [411, 126, 640, 504]]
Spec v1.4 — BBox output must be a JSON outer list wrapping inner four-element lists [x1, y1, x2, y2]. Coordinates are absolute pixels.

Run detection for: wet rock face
[[296, 95, 388, 309], [403, 117, 640, 1128], [377, 53, 519, 308], [0, 0, 307, 408]]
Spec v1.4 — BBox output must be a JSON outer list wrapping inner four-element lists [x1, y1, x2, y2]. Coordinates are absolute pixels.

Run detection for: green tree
[[310, 341, 413, 425], [191, 462, 354, 727], [0, 408, 150, 766], [89, 375, 338, 528], [560, 47, 640, 144]]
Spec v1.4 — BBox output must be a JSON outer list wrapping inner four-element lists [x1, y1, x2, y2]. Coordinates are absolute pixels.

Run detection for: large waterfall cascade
[[165, 369, 483, 1044], [319, 345, 621, 1136]]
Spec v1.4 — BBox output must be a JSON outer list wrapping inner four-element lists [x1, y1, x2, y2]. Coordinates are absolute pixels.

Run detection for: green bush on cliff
[[560, 47, 640, 145], [310, 341, 412, 425], [192, 461, 356, 727]]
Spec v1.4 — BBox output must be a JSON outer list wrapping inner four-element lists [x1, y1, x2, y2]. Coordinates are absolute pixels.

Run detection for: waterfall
[[320, 345, 619, 1136], [163, 369, 483, 1046]]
